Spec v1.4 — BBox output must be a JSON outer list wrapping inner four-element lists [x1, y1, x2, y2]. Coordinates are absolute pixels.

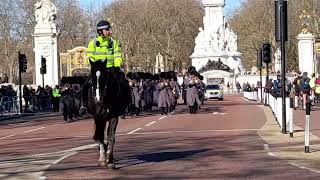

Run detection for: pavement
[[256, 101, 320, 174]]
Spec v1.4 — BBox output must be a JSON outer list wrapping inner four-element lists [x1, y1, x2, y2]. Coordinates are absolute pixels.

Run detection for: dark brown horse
[[82, 60, 131, 169]]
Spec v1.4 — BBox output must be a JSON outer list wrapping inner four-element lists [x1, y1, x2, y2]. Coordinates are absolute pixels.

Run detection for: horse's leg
[[93, 116, 107, 166], [106, 117, 119, 169]]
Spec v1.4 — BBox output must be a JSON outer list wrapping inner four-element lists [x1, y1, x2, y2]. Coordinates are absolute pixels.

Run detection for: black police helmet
[[97, 20, 111, 32]]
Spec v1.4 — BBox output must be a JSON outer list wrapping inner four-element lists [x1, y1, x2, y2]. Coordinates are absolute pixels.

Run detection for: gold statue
[[299, 10, 312, 34]]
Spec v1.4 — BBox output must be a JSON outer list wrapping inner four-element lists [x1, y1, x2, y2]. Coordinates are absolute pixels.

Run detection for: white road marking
[[127, 128, 142, 134], [38, 176, 46, 180], [288, 162, 320, 174], [145, 121, 157, 127], [1, 136, 88, 142], [130, 128, 259, 135], [158, 116, 167, 120], [212, 112, 228, 115], [267, 152, 277, 157], [0, 134, 16, 140], [49, 123, 60, 127], [24, 127, 45, 133], [53, 152, 77, 165]]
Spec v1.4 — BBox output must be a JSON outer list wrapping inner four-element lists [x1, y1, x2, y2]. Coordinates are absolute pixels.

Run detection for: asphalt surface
[[1, 95, 320, 179]]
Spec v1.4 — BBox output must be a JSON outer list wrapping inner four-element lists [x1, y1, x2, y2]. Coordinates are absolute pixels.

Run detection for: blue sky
[[79, 0, 242, 14]]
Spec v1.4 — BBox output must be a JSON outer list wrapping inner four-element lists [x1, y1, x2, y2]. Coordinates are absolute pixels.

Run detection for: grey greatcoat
[[170, 81, 180, 97], [153, 81, 160, 105], [185, 76, 201, 107], [132, 84, 141, 108], [157, 82, 171, 108]]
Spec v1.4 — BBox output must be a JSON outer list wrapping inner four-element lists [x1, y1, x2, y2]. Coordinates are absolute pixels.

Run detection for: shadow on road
[[119, 149, 210, 169]]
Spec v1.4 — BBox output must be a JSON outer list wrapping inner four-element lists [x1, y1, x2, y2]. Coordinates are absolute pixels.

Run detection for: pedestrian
[[61, 85, 74, 122], [299, 72, 311, 110], [292, 71, 302, 109], [52, 85, 61, 112]]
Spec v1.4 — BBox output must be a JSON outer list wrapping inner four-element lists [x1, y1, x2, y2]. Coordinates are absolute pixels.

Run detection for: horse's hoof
[[98, 161, 107, 167], [107, 163, 116, 169]]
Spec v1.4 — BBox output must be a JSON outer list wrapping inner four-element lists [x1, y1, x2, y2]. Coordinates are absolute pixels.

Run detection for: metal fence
[[0, 95, 52, 118]]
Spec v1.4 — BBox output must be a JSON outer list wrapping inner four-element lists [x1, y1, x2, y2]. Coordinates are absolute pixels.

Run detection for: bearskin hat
[[60, 76, 88, 85], [153, 74, 160, 81], [199, 75, 204, 81], [132, 72, 140, 80], [160, 72, 167, 79], [188, 66, 197, 74], [167, 71, 176, 80], [145, 73, 153, 80], [126, 72, 133, 80]]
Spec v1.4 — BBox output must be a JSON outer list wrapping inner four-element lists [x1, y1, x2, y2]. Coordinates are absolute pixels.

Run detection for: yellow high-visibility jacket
[[86, 36, 123, 68]]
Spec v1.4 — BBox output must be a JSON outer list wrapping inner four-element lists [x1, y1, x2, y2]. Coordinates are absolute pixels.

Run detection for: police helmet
[[96, 20, 111, 31]]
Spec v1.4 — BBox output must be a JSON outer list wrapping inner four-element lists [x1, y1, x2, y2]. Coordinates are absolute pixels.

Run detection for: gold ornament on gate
[[299, 10, 312, 34]]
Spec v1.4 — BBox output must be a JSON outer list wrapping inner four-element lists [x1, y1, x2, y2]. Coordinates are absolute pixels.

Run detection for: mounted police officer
[[87, 20, 123, 74], [86, 20, 131, 116]]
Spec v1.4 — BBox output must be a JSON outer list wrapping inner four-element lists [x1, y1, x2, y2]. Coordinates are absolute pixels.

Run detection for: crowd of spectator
[[0, 84, 54, 115]]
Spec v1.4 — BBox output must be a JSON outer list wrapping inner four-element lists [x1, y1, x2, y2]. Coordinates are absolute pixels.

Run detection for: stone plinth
[[33, 25, 59, 87], [33, 0, 59, 87], [297, 33, 315, 77]]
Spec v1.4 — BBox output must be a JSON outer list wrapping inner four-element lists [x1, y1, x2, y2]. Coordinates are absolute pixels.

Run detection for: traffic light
[[262, 43, 271, 64], [41, 56, 47, 74], [19, 53, 27, 73]]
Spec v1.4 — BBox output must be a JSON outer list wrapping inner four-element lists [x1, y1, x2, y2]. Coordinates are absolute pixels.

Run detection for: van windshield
[[206, 85, 220, 90]]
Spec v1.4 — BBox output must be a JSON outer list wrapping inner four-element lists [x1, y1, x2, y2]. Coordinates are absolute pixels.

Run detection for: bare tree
[[229, 0, 319, 71]]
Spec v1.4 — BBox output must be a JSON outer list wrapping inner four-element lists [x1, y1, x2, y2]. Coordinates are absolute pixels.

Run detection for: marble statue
[[35, 0, 57, 25], [191, 0, 244, 75]]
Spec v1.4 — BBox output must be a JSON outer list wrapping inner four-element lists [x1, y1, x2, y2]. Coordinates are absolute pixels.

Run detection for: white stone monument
[[191, 0, 244, 76], [297, 33, 314, 77], [33, 0, 59, 86], [154, 52, 165, 73]]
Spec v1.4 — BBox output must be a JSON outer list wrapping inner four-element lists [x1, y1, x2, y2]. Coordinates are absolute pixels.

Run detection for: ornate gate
[[60, 46, 90, 78]]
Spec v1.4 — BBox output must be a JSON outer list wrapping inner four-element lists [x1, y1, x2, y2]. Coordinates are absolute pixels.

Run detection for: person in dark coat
[[71, 84, 81, 119], [292, 71, 302, 109], [143, 79, 153, 112], [299, 72, 311, 109], [60, 85, 74, 122]]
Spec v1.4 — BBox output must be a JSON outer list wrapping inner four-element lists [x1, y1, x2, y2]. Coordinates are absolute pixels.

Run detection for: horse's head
[[89, 60, 108, 102]]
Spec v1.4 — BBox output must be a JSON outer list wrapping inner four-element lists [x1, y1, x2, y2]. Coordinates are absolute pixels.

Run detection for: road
[[0, 95, 319, 179]]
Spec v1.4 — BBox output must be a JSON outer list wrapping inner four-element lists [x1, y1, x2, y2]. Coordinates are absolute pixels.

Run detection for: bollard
[[304, 101, 311, 153], [289, 97, 294, 138]]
